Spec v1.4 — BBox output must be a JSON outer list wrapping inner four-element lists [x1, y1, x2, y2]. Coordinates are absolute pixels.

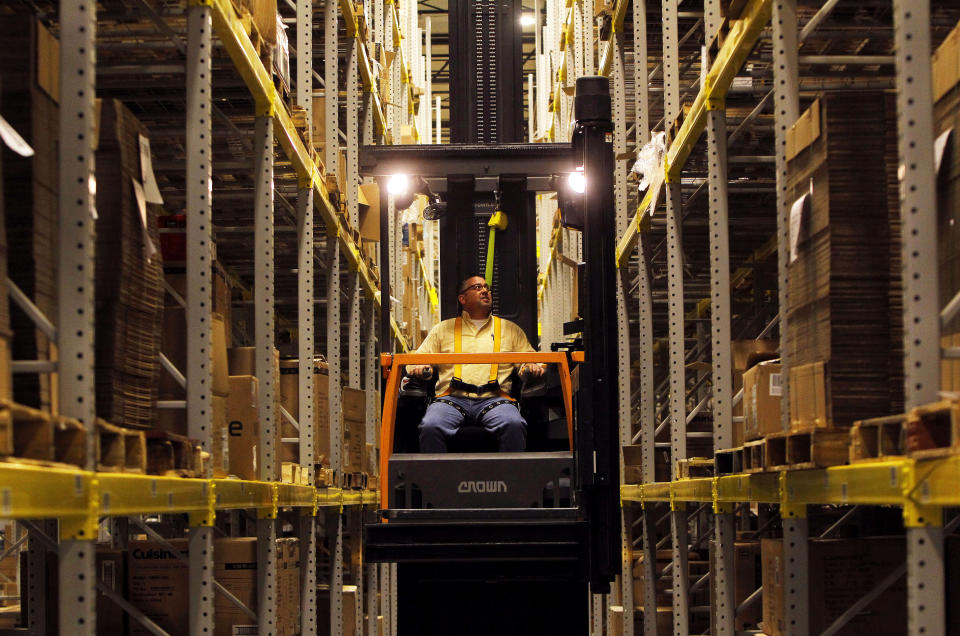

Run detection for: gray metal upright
[[704, 1, 736, 632], [892, 1, 945, 634], [253, 112, 279, 636], [185, 4, 216, 633], [610, 22, 635, 636], [631, 2, 657, 630], [324, 0, 345, 632], [661, 0, 688, 632], [772, 2, 808, 634], [295, 1, 318, 633], [58, 0, 98, 632], [346, 23, 366, 630]]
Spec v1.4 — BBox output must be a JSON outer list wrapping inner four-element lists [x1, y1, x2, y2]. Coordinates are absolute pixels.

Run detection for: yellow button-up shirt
[[416, 312, 535, 398]]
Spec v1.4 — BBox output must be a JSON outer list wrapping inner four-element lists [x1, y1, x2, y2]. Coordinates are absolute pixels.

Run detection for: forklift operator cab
[[379, 350, 579, 512]]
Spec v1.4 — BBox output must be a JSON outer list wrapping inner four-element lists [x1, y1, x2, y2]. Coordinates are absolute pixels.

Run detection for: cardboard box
[[278, 357, 330, 465], [96, 548, 126, 635], [343, 388, 366, 473], [743, 360, 782, 440], [227, 375, 259, 480], [211, 394, 229, 478], [160, 308, 229, 399], [343, 585, 359, 636], [785, 97, 821, 161], [762, 538, 907, 636], [127, 540, 190, 636], [933, 19, 960, 102], [214, 538, 258, 636], [710, 541, 761, 633], [789, 361, 829, 430], [359, 183, 381, 241], [731, 339, 779, 372], [227, 346, 280, 378]]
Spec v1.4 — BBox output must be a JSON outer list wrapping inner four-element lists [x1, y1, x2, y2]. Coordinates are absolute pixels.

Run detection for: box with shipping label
[[743, 360, 782, 440], [127, 540, 190, 635]]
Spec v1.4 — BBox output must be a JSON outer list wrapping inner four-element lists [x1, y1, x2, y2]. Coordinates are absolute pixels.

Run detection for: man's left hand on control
[[522, 363, 547, 379]]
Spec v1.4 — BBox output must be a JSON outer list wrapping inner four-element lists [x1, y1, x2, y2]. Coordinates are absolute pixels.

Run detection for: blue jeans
[[419, 396, 527, 452]]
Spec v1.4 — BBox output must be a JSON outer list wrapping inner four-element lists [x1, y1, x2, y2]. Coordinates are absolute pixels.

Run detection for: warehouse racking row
[[534, 0, 960, 634], [0, 0, 445, 633]]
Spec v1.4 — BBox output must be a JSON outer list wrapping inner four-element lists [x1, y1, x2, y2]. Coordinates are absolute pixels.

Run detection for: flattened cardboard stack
[[933, 20, 960, 393], [0, 83, 11, 402], [0, 15, 59, 410], [785, 92, 902, 428], [94, 99, 164, 429]]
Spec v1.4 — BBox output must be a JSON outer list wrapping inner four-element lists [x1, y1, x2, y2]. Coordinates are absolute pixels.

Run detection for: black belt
[[449, 376, 502, 395]]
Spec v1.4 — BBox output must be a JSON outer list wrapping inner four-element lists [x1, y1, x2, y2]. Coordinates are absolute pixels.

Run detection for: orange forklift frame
[[378, 351, 585, 502]]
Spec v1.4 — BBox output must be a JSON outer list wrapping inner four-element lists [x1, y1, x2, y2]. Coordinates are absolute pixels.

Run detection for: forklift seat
[[396, 366, 566, 454]]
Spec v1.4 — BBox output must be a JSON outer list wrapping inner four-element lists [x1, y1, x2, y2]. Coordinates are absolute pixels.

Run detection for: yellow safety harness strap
[[441, 316, 507, 398]]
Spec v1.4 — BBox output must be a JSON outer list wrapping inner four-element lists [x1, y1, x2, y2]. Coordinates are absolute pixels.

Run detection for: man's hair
[[457, 275, 484, 295]]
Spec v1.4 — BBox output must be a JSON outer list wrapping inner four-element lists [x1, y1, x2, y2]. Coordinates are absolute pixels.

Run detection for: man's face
[[458, 276, 492, 315]]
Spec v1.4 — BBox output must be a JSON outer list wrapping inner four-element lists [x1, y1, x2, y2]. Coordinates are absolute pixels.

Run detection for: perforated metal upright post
[[661, 0, 688, 632], [581, 0, 594, 76], [58, 0, 98, 632], [704, 1, 735, 631], [295, 1, 318, 633], [772, 3, 807, 634], [608, 27, 634, 636], [253, 112, 279, 636], [892, 1, 945, 633], [184, 6, 216, 634], [631, 2, 656, 629]]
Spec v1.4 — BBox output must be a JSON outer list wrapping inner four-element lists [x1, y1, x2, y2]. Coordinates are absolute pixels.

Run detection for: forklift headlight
[[567, 169, 586, 194], [388, 173, 411, 196]]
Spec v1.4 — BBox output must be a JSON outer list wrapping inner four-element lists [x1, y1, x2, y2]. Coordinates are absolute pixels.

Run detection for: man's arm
[[408, 323, 441, 378], [509, 321, 547, 378]]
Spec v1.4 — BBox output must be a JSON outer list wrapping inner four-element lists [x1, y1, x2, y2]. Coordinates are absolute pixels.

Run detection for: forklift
[[361, 4, 621, 632]]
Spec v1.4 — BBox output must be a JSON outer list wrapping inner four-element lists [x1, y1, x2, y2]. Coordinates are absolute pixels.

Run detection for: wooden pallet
[[96, 419, 146, 473], [0, 401, 53, 461], [850, 414, 907, 463], [743, 439, 765, 473], [145, 430, 199, 477], [314, 465, 336, 488], [905, 400, 960, 459], [53, 416, 87, 468], [764, 428, 849, 470], [676, 457, 714, 480], [344, 471, 368, 490], [714, 446, 744, 475]]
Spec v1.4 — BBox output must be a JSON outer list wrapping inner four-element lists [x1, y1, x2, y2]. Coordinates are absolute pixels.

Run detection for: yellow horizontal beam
[[614, 171, 662, 267], [209, 0, 393, 328], [100, 473, 210, 516], [622, 455, 960, 511], [0, 462, 91, 519], [0, 460, 377, 519], [664, 0, 771, 182]]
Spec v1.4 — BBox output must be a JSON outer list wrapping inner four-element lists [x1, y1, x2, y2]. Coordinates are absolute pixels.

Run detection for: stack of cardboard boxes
[[93, 98, 165, 431], [127, 537, 300, 636], [0, 15, 59, 411], [784, 92, 903, 430], [933, 20, 960, 394]]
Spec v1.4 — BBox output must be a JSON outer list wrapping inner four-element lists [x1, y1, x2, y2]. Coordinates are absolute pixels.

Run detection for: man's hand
[[522, 363, 547, 379], [407, 364, 434, 379]]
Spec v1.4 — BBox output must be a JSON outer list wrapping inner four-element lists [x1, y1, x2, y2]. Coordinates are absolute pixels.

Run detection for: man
[[408, 275, 546, 452]]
